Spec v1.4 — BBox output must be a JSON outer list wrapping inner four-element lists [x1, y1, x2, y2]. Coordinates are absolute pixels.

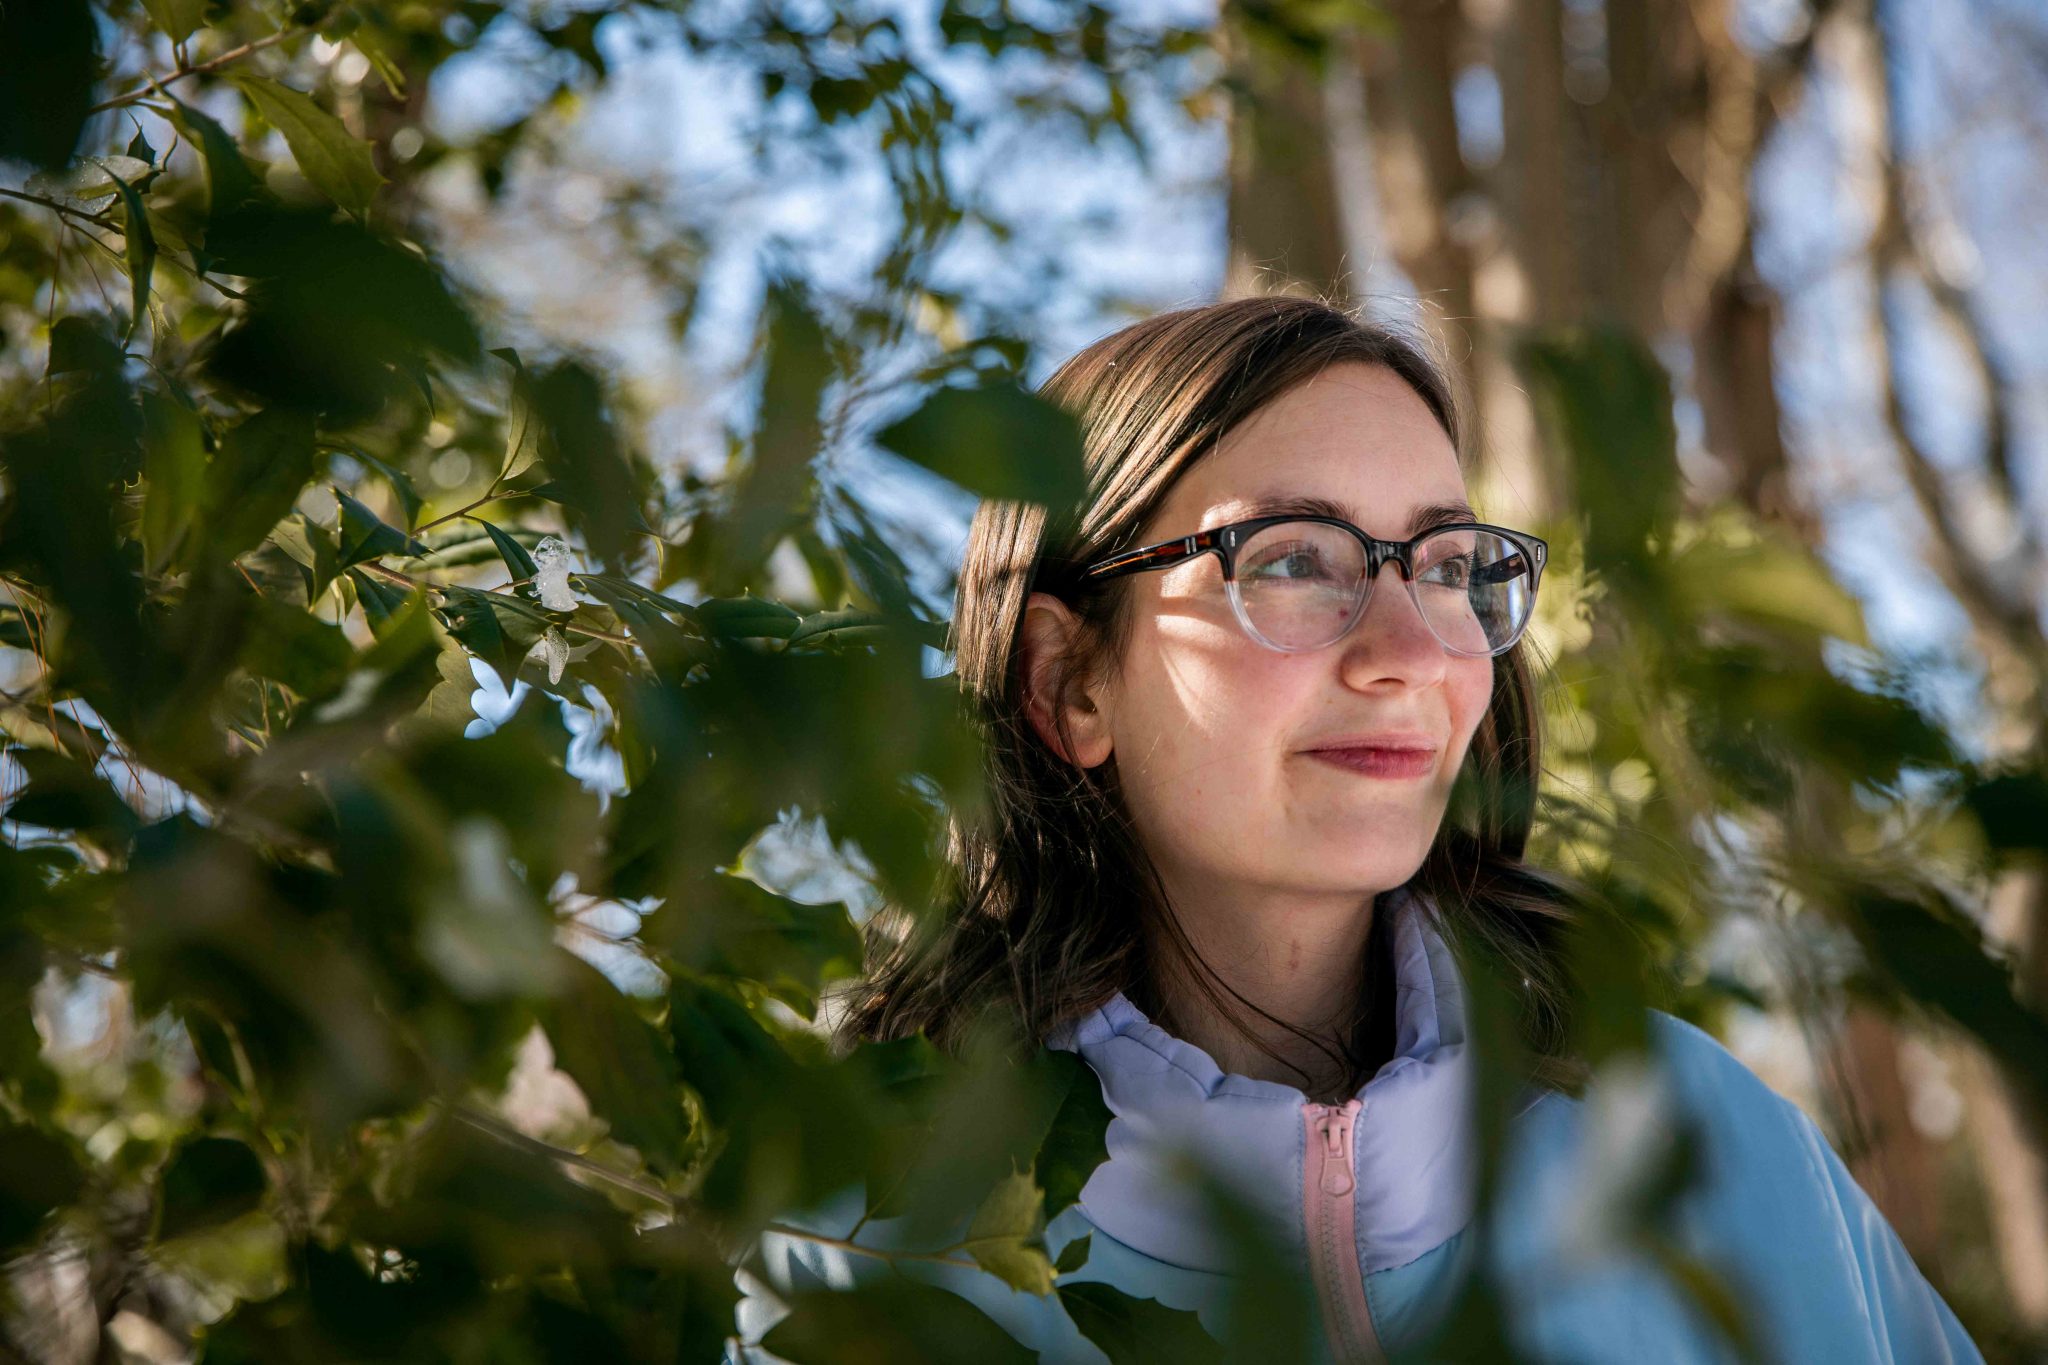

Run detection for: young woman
[[729, 297, 1982, 1363]]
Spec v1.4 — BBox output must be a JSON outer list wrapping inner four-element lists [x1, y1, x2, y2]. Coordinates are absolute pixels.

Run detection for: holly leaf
[[139, 0, 209, 44], [761, 1280, 1037, 1365], [334, 487, 426, 566], [477, 519, 540, 583], [965, 1166, 1055, 1295], [229, 73, 385, 214], [346, 447, 424, 531], [106, 167, 155, 344], [491, 347, 543, 483], [346, 567, 413, 638], [1057, 1281, 1225, 1365], [696, 595, 801, 640], [1034, 1048, 1112, 1223]]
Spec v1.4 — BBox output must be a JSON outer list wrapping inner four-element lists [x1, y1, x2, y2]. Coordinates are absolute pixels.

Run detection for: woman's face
[[1026, 361, 1494, 902]]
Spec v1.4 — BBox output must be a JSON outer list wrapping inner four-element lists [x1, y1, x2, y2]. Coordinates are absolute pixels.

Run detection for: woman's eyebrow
[[1210, 494, 1480, 535]]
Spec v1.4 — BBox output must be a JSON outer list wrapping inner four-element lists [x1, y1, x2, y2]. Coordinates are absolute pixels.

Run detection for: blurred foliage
[[0, 0, 2043, 1361]]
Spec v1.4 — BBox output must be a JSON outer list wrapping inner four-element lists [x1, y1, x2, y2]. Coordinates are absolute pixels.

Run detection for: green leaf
[[1673, 524, 1869, 648], [334, 486, 426, 565], [513, 481, 658, 535], [0, 1126, 86, 1253], [418, 618, 481, 730], [439, 585, 551, 682], [48, 314, 125, 375], [28, 155, 155, 206], [786, 606, 892, 648], [477, 518, 540, 582], [0, 356, 164, 722], [855, 1030, 1073, 1241], [717, 283, 830, 591], [202, 205, 478, 423], [2, 748, 140, 846], [141, 391, 207, 574], [874, 378, 1089, 512], [126, 119, 157, 167], [139, 0, 210, 44], [570, 573, 694, 616], [349, 1119, 630, 1276], [345, 447, 424, 531], [345, 567, 413, 637], [238, 595, 356, 701], [526, 362, 646, 569], [1034, 1048, 1112, 1224], [965, 1166, 1055, 1295], [697, 595, 802, 640], [1516, 329, 1681, 585], [573, 575, 705, 682], [106, 167, 156, 345], [1847, 884, 2048, 1125], [1646, 1245, 1762, 1364], [229, 73, 386, 214], [543, 955, 689, 1175], [760, 1280, 1038, 1365], [156, 1136, 267, 1242], [1964, 770, 2048, 857], [0, 0, 98, 172], [491, 347, 543, 482], [659, 876, 862, 1018], [166, 96, 264, 225], [795, 525, 849, 610], [1057, 1281, 1225, 1365], [1054, 1232, 1092, 1275], [204, 407, 319, 562], [269, 512, 343, 603]]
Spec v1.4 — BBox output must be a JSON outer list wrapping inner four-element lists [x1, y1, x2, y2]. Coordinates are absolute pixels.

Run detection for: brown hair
[[833, 294, 1586, 1097]]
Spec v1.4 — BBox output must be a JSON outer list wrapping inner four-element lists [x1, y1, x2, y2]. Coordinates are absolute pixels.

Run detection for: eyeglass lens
[[1232, 521, 1536, 654]]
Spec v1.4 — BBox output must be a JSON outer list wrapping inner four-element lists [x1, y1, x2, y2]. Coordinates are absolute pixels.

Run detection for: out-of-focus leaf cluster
[[0, 1, 1179, 1359], [2, 1, 2042, 1360]]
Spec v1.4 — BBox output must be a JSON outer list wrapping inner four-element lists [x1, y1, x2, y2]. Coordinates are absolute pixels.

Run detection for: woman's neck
[[1143, 881, 1389, 1099]]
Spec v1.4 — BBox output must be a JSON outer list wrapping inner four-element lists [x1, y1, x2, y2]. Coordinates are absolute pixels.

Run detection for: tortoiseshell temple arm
[[1081, 529, 1224, 582], [1475, 550, 1535, 585]]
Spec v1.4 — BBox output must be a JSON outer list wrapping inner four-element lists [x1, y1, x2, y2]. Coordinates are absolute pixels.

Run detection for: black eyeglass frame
[[1078, 514, 1550, 657]]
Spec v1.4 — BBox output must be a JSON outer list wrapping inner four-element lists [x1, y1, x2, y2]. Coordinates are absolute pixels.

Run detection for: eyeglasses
[[1080, 515, 1548, 657]]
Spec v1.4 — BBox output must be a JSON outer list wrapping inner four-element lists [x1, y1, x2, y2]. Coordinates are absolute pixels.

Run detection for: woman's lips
[[1302, 746, 1438, 779]]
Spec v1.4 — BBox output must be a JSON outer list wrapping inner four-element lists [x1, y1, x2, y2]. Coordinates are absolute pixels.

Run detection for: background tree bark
[[1222, 0, 2048, 1336]]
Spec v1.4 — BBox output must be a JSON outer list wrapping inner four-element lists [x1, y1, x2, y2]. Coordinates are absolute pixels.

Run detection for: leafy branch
[[85, 26, 304, 116]]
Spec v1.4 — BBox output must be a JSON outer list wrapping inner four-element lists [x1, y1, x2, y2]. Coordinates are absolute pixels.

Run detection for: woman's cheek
[[1448, 660, 1494, 766]]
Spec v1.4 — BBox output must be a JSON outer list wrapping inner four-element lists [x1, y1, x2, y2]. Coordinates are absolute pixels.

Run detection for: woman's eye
[[1248, 547, 1323, 580], [1425, 557, 1472, 587]]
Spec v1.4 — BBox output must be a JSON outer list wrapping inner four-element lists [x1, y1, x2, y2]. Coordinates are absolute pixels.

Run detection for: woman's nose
[[1337, 561, 1447, 683]]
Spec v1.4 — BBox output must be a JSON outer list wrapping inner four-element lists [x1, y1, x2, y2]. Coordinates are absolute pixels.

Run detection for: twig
[[86, 28, 303, 115], [758, 1222, 983, 1272], [450, 1104, 677, 1209], [353, 561, 429, 591], [416, 488, 514, 534], [0, 186, 118, 229]]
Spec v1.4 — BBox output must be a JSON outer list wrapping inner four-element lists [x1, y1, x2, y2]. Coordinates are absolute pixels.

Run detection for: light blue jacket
[[729, 886, 1982, 1363]]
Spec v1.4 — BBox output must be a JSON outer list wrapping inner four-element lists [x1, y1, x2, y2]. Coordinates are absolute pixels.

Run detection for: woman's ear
[[1017, 591, 1114, 769]]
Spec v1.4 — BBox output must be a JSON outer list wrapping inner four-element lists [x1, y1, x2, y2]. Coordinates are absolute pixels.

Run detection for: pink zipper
[[1302, 1097, 1385, 1364]]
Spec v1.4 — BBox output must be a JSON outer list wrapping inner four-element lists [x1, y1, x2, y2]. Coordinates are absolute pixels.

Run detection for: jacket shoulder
[[1641, 1009, 1983, 1364]]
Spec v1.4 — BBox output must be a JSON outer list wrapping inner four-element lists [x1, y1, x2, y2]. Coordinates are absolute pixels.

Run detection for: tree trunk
[[1221, 18, 1352, 304]]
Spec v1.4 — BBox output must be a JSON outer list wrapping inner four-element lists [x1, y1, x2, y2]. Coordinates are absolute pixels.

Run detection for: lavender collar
[[1043, 883, 1477, 1275]]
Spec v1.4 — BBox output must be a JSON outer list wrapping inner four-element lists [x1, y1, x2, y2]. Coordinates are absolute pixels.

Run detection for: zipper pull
[[1315, 1098, 1363, 1197]]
